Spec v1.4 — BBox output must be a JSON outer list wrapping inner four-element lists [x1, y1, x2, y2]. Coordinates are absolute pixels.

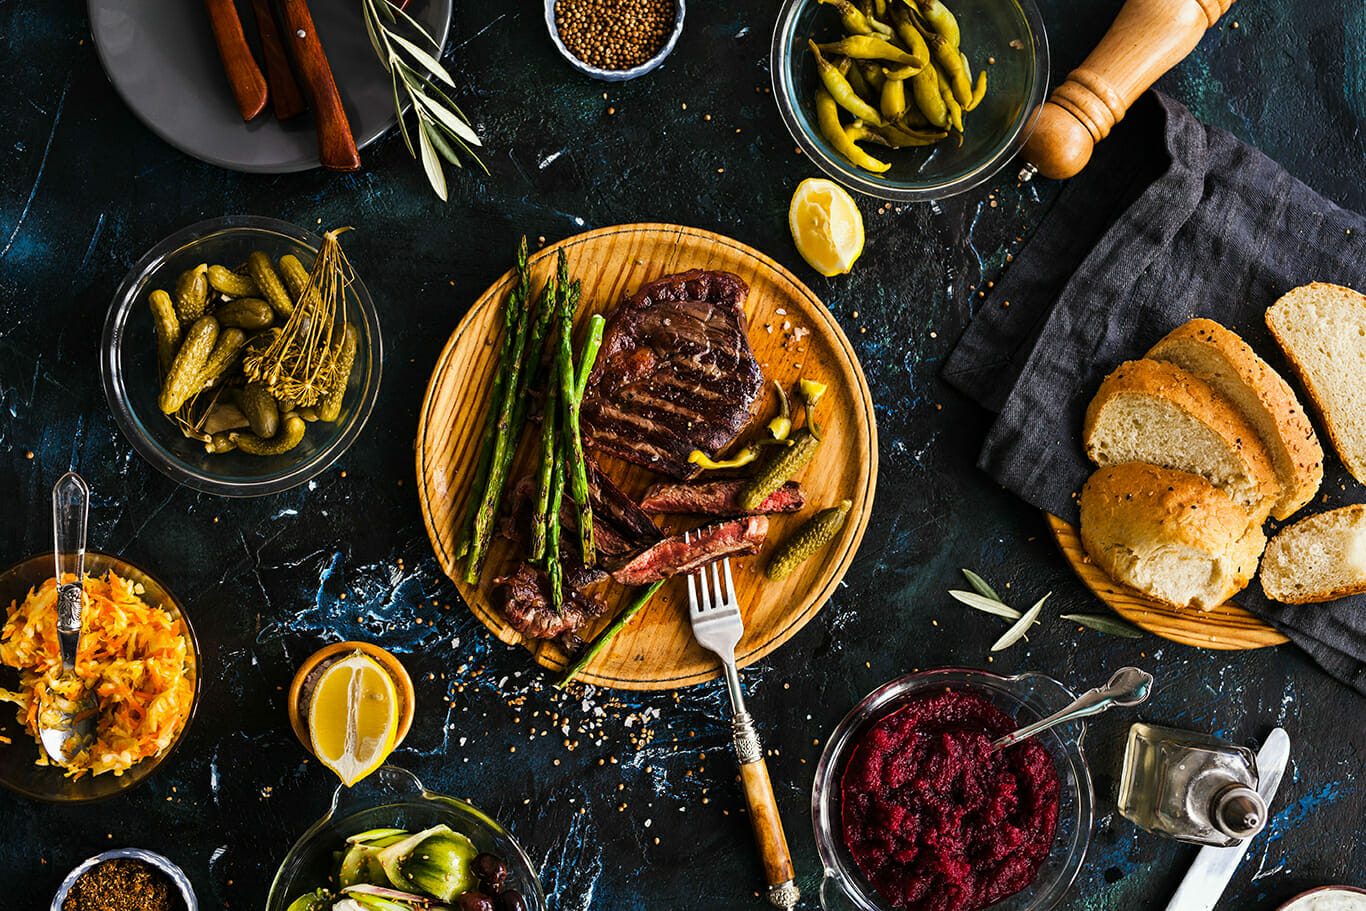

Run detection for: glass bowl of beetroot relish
[[812, 668, 1093, 911]]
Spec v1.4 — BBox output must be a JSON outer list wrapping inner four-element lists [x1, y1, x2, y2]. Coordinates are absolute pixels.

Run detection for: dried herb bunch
[[243, 227, 356, 407]]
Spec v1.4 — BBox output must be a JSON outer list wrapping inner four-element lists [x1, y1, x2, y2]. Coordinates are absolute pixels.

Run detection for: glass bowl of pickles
[[100, 215, 382, 497], [770, 0, 1049, 201], [266, 765, 545, 911]]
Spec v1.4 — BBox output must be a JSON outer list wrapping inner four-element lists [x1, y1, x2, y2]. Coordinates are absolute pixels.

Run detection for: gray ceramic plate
[[88, 0, 453, 172]]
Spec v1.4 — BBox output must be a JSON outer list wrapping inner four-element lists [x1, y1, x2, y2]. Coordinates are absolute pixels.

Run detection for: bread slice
[[1266, 282, 1366, 485], [1083, 359, 1280, 521], [1080, 464, 1267, 610], [1147, 318, 1323, 521], [1261, 504, 1366, 604]]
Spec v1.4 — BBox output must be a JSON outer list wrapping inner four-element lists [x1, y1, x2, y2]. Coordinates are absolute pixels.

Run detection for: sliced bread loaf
[[1083, 359, 1280, 521], [1147, 318, 1323, 521], [1266, 282, 1366, 485], [1261, 504, 1366, 604], [1080, 463, 1267, 611]]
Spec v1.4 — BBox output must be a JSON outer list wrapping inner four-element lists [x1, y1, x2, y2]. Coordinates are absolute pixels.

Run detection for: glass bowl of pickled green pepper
[[100, 215, 382, 497], [770, 0, 1049, 201]]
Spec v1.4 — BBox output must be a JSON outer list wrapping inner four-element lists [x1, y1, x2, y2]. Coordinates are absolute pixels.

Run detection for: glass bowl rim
[[266, 764, 548, 911], [99, 214, 383, 498], [768, 0, 1050, 202], [0, 551, 202, 804], [50, 847, 199, 911], [810, 666, 1094, 911], [543, 0, 687, 82]]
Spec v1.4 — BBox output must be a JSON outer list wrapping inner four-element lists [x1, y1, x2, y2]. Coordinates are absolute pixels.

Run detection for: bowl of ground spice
[[546, 0, 685, 81], [51, 849, 197, 911]]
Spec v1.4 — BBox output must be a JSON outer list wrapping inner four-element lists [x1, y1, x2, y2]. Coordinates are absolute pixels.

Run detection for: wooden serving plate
[[1046, 514, 1288, 650], [416, 224, 878, 690]]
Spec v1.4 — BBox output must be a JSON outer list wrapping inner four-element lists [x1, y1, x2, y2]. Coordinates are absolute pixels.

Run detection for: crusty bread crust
[[1147, 318, 1323, 521], [1083, 359, 1280, 522], [1266, 282, 1366, 485], [1080, 463, 1266, 610], [1261, 504, 1366, 604]]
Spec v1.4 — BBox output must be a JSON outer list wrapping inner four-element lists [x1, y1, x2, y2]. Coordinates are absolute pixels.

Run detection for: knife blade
[[1162, 727, 1291, 911]]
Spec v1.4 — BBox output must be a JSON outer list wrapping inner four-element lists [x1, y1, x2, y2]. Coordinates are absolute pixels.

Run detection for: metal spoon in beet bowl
[[991, 666, 1154, 751], [37, 472, 98, 766]]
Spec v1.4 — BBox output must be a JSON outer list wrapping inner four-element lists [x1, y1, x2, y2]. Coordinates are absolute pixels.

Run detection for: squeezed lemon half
[[307, 650, 399, 787], [788, 177, 865, 277]]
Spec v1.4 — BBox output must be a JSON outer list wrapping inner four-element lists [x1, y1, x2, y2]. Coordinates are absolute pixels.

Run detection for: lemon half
[[308, 650, 399, 787], [788, 178, 865, 277]]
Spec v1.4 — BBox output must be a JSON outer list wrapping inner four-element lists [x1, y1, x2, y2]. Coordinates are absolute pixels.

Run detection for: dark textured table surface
[[2, 0, 1364, 908]]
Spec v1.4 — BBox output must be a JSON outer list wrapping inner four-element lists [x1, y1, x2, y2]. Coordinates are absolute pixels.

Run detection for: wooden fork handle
[[278, 0, 361, 171], [202, 0, 268, 121], [250, 0, 305, 120], [734, 713, 800, 909]]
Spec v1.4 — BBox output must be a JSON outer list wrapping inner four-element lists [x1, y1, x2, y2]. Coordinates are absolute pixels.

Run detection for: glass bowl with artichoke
[[101, 215, 382, 497], [267, 766, 545, 911]]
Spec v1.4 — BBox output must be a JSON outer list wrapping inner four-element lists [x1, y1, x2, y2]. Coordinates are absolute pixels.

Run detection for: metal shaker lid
[[1213, 784, 1267, 839]]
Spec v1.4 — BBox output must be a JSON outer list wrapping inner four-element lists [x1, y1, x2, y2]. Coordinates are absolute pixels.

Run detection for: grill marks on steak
[[586, 457, 663, 553], [493, 562, 606, 652], [582, 270, 764, 479], [611, 515, 769, 586], [640, 479, 806, 516]]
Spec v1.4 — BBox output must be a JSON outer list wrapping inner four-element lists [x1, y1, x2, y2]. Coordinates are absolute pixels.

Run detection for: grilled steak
[[493, 562, 606, 652], [640, 479, 806, 516], [611, 515, 769, 586], [582, 269, 765, 479]]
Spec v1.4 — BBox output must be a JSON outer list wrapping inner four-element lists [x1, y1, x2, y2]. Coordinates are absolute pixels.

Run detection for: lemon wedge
[[788, 178, 865, 277], [308, 650, 399, 787]]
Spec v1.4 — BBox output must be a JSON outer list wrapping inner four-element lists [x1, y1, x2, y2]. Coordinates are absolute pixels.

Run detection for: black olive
[[496, 890, 527, 911], [473, 853, 509, 890], [456, 893, 496, 911]]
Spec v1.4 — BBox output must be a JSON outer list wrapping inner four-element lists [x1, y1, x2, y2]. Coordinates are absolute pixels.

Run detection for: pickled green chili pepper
[[937, 68, 964, 132], [856, 59, 886, 94], [816, 35, 922, 66], [890, 7, 947, 128], [845, 60, 872, 100], [817, 0, 877, 35], [965, 68, 988, 111], [911, 0, 960, 48], [815, 87, 891, 172], [880, 76, 907, 120], [810, 40, 885, 126], [917, 20, 972, 105], [881, 63, 920, 80], [880, 120, 948, 147], [846, 122, 893, 146]]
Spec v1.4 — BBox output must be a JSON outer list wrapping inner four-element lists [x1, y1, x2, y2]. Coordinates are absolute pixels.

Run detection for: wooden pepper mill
[[1020, 0, 1236, 180]]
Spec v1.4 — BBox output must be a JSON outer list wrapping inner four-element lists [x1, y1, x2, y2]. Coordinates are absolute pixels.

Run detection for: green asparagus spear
[[465, 239, 536, 582], [558, 279, 595, 566], [575, 314, 606, 400], [554, 580, 666, 688], [546, 445, 567, 613], [454, 237, 529, 559], [531, 371, 559, 564]]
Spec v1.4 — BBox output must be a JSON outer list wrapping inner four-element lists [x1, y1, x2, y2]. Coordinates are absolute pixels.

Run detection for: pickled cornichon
[[767, 499, 853, 581], [738, 427, 821, 511], [144, 233, 359, 456]]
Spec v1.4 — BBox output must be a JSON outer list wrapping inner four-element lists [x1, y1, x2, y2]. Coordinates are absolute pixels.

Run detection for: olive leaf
[[1060, 613, 1145, 639], [948, 589, 1022, 620], [961, 568, 1002, 602], [991, 593, 1049, 652]]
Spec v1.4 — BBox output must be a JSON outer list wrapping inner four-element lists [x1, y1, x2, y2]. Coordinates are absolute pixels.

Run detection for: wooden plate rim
[[416, 223, 879, 689], [1045, 513, 1289, 651]]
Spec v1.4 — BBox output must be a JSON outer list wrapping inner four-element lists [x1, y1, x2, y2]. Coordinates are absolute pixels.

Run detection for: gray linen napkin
[[943, 91, 1366, 695]]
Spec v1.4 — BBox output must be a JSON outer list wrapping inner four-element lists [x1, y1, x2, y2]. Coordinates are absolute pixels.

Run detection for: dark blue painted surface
[[1, 0, 1363, 908]]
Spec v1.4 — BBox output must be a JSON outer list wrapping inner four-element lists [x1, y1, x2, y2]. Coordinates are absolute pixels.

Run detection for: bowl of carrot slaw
[[0, 552, 200, 803]]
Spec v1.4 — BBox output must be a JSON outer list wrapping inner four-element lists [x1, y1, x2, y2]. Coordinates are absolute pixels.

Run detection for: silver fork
[[686, 541, 800, 910]]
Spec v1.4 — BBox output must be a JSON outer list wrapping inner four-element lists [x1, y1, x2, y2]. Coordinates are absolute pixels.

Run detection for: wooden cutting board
[[1046, 514, 1289, 650], [416, 224, 878, 690]]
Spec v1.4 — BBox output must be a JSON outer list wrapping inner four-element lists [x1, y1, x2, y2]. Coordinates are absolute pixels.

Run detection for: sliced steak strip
[[493, 562, 606, 653], [582, 270, 764, 479], [586, 456, 662, 546], [610, 515, 769, 586], [640, 479, 806, 516]]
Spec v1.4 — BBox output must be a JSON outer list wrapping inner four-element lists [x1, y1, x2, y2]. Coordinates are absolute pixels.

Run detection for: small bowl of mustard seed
[[51, 849, 197, 911], [547, 0, 685, 81]]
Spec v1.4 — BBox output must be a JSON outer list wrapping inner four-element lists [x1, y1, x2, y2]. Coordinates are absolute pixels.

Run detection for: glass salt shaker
[[1117, 721, 1267, 847]]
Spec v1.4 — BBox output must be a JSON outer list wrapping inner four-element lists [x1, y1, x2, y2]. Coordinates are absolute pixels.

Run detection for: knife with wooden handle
[[278, 0, 361, 171], [202, 0, 269, 121], [250, 0, 305, 120]]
